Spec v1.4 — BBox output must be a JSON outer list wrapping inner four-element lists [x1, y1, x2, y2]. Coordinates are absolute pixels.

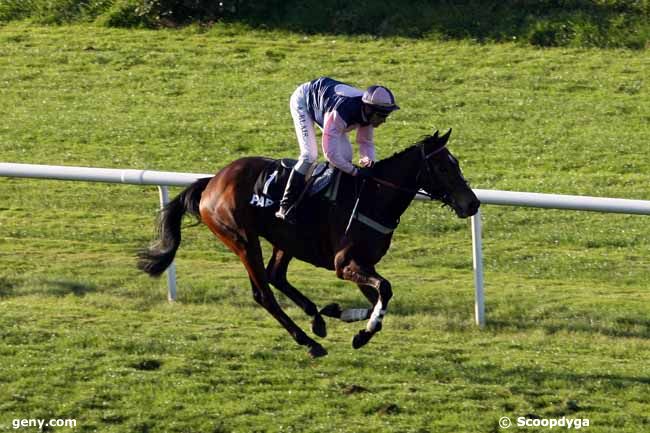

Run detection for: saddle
[[249, 159, 342, 209]]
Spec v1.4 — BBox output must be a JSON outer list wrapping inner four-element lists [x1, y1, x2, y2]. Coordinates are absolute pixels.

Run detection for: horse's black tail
[[137, 177, 212, 277]]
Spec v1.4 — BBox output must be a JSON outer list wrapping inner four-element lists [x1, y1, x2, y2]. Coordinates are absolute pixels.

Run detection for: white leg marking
[[366, 300, 386, 332], [341, 308, 370, 322]]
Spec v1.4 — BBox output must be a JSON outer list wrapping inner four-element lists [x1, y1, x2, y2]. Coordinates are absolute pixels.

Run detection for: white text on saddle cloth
[[250, 194, 274, 208]]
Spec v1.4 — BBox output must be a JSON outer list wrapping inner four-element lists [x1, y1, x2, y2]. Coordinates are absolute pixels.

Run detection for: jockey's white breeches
[[290, 83, 318, 175]]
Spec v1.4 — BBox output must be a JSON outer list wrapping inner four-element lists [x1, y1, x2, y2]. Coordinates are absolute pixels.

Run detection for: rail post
[[157, 185, 177, 302], [471, 209, 485, 327]]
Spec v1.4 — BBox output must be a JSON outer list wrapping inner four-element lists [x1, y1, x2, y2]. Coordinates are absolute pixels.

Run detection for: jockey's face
[[365, 105, 391, 127]]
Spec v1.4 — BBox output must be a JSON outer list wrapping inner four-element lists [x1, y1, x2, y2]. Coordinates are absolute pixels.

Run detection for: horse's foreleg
[[337, 260, 392, 349], [355, 275, 392, 349], [266, 247, 327, 338]]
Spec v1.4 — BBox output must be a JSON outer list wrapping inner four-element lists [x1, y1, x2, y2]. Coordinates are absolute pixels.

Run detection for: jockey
[[276, 76, 399, 223]]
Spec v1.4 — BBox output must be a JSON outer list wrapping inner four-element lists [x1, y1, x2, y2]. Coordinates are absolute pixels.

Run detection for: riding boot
[[275, 169, 306, 224]]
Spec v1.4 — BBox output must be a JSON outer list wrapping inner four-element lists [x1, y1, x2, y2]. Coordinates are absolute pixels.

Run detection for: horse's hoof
[[352, 330, 373, 349], [311, 314, 327, 338], [320, 303, 342, 318], [308, 344, 328, 358]]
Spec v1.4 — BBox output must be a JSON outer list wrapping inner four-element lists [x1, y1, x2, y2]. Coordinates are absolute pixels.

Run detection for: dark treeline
[[1, 0, 648, 48]]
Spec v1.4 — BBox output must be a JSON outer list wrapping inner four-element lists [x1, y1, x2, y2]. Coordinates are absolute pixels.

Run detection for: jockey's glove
[[356, 167, 374, 178]]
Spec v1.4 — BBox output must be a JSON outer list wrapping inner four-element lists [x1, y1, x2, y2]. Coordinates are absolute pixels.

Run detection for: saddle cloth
[[250, 159, 341, 209]]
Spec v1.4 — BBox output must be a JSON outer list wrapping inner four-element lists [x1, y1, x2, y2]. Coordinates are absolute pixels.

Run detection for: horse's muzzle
[[456, 197, 481, 219]]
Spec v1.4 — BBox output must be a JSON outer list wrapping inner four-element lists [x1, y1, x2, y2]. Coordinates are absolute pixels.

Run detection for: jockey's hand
[[356, 166, 373, 178], [358, 157, 374, 168]]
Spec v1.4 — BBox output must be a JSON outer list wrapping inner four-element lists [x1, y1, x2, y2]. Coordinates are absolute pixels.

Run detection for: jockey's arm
[[356, 125, 376, 166], [322, 111, 356, 175]]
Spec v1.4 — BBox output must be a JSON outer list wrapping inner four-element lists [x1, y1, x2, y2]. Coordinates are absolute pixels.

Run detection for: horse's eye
[[436, 163, 449, 173]]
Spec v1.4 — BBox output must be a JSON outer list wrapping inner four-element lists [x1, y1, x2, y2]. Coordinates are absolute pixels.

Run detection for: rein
[[369, 176, 424, 196], [344, 143, 448, 236], [367, 143, 448, 200]]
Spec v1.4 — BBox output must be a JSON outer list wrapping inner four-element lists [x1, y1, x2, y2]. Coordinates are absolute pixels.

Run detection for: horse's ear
[[440, 128, 452, 146], [432, 130, 440, 140]]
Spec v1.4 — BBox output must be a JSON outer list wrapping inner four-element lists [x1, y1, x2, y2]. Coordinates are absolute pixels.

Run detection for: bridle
[[368, 143, 450, 202], [345, 143, 452, 236]]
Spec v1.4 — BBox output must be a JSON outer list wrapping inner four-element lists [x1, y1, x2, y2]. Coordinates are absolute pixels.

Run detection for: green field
[[1, 23, 649, 433]]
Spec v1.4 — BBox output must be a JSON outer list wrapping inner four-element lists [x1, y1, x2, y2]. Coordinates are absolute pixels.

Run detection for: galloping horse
[[138, 129, 479, 357]]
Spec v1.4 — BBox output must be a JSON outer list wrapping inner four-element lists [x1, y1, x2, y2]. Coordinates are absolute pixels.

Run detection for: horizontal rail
[[417, 189, 650, 215], [0, 162, 213, 187], [471, 188, 650, 215], [3, 163, 649, 215]]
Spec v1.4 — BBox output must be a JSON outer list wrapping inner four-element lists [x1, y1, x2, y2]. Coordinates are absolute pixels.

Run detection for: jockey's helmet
[[362, 85, 400, 114]]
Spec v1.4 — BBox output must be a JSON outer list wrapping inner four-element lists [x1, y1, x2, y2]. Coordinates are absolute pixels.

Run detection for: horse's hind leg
[[320, 284, 376, 324], [203, 218, 326, 357], [266, 247, 327, 338], [243, 238, 327, 358]]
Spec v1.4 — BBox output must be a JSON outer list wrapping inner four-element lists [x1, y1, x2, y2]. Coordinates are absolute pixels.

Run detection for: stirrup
[[275, 206, 297, 224]]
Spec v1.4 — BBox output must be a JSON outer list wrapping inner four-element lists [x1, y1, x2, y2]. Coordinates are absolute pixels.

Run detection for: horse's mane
[[376, 134, 438, 166]]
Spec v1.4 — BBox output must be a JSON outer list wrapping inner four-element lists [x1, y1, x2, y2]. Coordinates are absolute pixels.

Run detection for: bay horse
[[137, 129, 479, 358]]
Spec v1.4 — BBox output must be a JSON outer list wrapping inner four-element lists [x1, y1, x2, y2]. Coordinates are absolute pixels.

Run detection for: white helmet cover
[[362, 85, 399, 112]]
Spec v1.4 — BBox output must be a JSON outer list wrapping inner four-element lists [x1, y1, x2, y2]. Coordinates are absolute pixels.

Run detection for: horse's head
[[417, 129, 480, 218]]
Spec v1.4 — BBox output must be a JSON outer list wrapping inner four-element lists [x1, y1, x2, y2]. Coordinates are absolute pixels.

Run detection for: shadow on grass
[[459, 362, 650, 389], [175, 283, 650, 340], [0, 278, 97, 298], [0, 277, 18, 297], [486, 316, 650, 340], [47, 279, 97, 297]]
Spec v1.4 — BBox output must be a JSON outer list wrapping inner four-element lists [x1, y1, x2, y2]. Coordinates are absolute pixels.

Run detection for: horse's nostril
[[462, 200, 480, 218]]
